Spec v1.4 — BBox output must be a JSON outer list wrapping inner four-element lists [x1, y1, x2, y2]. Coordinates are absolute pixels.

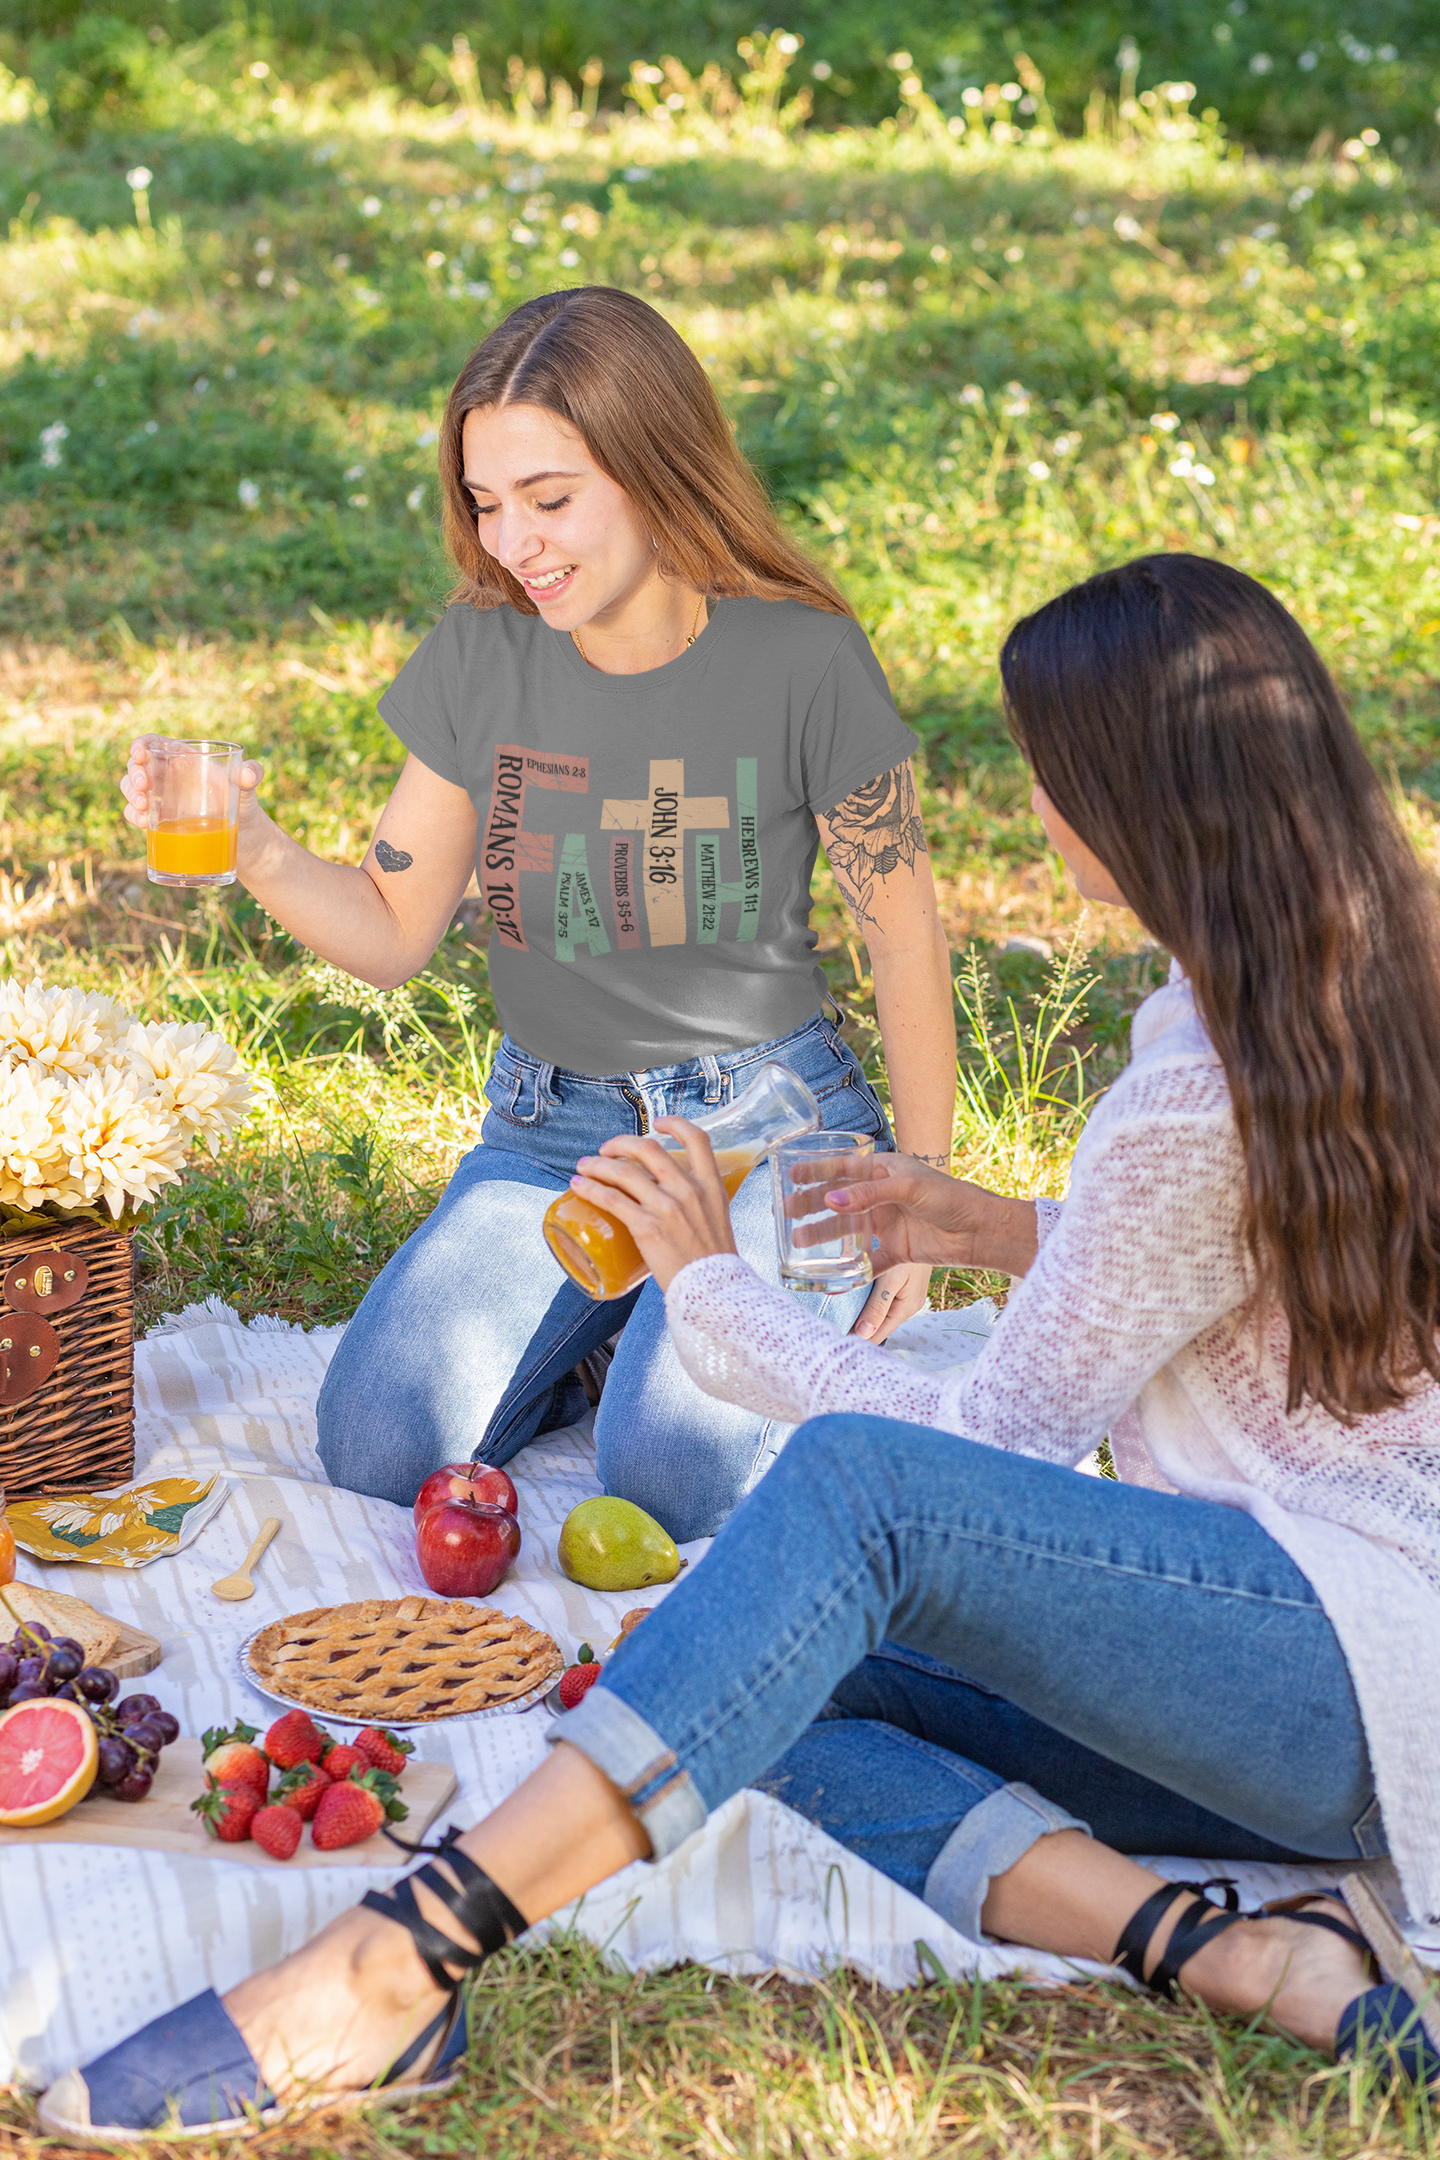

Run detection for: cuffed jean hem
[[922, 1781, 1092, 1943], [549, 1685, 707, 1860]]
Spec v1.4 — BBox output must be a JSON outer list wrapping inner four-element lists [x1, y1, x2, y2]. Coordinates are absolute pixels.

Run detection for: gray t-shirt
[[378, 595, 917, 1075]]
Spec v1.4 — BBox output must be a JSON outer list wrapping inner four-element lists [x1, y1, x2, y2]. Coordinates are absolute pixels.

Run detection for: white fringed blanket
[[0, 1303, 1413, 2087]]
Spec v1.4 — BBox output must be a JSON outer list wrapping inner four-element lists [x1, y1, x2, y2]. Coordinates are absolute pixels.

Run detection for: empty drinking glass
[[771, 1132, 875, 1294]]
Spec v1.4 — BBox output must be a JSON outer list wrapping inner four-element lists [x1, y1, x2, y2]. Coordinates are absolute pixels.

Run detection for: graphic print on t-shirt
[[481, 745, 589, 952], [600, 759, 731, 947], [554, 833, 610, 962], [696, 758, 760, 943], [481, 748, 765, 959]]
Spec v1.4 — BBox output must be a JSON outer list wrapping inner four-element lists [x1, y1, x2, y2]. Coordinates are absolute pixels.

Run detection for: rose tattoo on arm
[[822, 762, 927, 931]]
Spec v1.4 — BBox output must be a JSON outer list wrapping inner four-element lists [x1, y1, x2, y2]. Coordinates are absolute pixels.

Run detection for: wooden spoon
[[211, 1517, 281, 1602]]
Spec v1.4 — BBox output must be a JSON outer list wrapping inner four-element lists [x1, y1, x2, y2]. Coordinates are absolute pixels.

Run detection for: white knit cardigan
[[666, 970, 1440, 1921]]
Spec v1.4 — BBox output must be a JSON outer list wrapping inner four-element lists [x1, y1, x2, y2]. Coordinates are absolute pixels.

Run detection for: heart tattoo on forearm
[[374, 838, 414, 872]]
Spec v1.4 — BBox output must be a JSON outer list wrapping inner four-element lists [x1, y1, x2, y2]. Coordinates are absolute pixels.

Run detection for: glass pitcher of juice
[[543, 1061, 821, 1301], [0, 1490, 15, 1588]]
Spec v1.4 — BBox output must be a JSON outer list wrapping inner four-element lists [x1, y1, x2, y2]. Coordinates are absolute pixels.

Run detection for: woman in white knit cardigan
[[46, 553, 1440, 2139]]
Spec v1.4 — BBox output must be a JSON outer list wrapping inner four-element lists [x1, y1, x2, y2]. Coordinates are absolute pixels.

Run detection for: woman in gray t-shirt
[[120, 287, 958, 1540]]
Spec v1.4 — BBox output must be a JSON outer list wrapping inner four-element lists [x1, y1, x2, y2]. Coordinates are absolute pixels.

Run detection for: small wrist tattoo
[[913, 1152, 952, 1169], [374, 838, 414, 873]]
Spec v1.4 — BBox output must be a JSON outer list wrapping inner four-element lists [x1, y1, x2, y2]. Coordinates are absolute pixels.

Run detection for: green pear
[[557, 1497, 681, 1592]]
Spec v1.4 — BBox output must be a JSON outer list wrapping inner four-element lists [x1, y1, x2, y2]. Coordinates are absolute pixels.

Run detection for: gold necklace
[[572, 592, 705, 668]]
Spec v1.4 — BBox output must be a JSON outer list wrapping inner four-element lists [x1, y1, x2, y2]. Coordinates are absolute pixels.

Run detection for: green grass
[[3, 36, 1440, 2158], [5, 0, 1440, 150], [4, 1937, 1437, 2159]]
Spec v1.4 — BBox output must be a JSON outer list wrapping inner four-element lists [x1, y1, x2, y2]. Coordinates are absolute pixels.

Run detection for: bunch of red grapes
[[0, 1620, 180, 1802]]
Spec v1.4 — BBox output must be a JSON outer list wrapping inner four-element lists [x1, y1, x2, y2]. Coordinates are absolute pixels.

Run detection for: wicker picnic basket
[[0, 1216, 136, 1498]]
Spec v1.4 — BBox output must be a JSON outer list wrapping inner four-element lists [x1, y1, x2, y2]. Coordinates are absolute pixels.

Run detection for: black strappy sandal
[[359, 1823, 530, 2077], [1112, 1876, 1251, 2001], [36, 1824, 530, 2143], [1112, 1874, 1440, 2089]]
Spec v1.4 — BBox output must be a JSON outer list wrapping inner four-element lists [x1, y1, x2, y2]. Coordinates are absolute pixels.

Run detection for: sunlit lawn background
[[2, 4, 1440, 2151]]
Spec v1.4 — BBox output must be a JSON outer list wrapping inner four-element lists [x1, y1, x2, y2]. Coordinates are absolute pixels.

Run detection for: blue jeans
[[316, 1012, 891, 1540], [559, 1415, 1384, 1940]]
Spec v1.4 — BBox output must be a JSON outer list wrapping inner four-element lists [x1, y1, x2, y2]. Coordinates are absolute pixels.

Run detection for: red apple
[[412, 1462, 519, 1529], [416, 1499, 522, 1598]]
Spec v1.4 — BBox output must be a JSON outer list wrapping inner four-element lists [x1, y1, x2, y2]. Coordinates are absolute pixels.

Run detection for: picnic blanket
[[0, 1300, 1418, 2089]]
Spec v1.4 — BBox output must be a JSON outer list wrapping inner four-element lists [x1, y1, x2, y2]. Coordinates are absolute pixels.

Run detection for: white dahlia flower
[[0, 977, 129, 1077], [0, 1060, 70, 1209], [57, 1066, 189, 1219], [123, 1022, 254, 1145]]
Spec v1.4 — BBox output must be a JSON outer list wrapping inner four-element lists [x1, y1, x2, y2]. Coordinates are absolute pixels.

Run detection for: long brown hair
[[438, 286, 851, 618], [1000, 552, 1440, 1420]]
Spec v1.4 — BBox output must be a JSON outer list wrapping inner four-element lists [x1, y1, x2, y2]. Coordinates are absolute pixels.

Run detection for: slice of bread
[[0, 1582, 121, 1669]]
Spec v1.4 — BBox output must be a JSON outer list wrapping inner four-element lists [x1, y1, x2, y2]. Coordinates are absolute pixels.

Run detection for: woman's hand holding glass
[[802, 1156, 1041, 1279], [569, 1119, 740, 1293], [121, 738, 268, 852]]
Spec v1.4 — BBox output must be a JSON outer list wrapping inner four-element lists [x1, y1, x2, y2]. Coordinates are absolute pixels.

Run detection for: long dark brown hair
[[438, 286, 851, 618], [1001, 552, 1440, 1420]]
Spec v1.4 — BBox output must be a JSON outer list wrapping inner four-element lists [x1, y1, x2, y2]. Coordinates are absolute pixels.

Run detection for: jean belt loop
[[535, 1059, 556, 1113], [820, 993, 844, 1035], [700, 1054, 723, 1107]]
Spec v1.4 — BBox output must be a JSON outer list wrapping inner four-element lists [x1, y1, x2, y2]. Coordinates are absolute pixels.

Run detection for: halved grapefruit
[[0, 1697, 98, 1825]]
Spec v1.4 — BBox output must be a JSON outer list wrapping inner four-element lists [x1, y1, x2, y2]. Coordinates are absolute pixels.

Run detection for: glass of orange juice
[[145, 737, 242, 887], [0, 1490, 15, 1588], [543, 1061, 821, 1301]]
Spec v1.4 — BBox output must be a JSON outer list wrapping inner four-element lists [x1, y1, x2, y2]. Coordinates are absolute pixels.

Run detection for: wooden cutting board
[[110, 1618, 162, 1679], [0, 1737, 457, 1868]]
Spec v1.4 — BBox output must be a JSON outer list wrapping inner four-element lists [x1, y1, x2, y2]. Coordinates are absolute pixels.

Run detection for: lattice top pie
[[247, 1597, 563, 1722]]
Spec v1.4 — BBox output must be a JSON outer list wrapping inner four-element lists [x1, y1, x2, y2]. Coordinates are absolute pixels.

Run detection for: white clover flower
[[1169, 455, 1195, 477], [126, 166, 152, 191], [0, 977, 129, 1076], [1028, 460, 1051, 479], [0, 1061, 70, 1210], [238, 478, 260, 509], [123, 1021, 253, 1148], [57, 1066, 188, 1218], [1192, 463, 1216, 484]]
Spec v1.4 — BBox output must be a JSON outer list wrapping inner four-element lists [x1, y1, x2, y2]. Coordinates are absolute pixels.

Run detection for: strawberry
[[311, 1767, 408, 1852], [274, 1762, 332, 1820], [192, 1781, 260, 1842], [265, 1709, 326, 1770], [251, 1802, 303, 1860], [558, 1644, 602, 1710], [201, 1721, 269, 1802], [321, 1742, 365, 1780], [354, 1725, 414, 1777]]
